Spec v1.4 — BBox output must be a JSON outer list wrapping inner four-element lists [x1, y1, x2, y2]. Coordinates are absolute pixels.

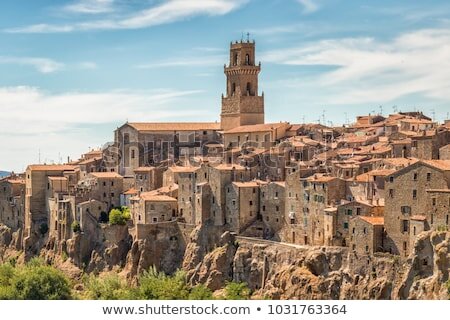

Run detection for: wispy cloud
[[0, 86, 207, 171], [78, 61, 98, 69], [296, 0, 319, 14], [136, 55, 225, 69], [5, 0, 248, 33], [0, 56, 64, 73], [63, 0, 115, 14], [263, 28, 450, 104]]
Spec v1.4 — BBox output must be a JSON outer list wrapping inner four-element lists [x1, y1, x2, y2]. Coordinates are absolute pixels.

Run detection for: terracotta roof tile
[[27, 164, 77, 171], [224, 122, 289, 134], [360, 216, 384, 225], [128, 122, 220, 132], [89, 172, 123, 179]]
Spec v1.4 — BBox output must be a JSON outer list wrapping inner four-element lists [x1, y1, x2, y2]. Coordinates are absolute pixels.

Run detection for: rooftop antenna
[[379, 105, 383, 115], [393, 105, 398, 113], [431, 109, 435, 121], [302, 115, 305, 124], [38, 149, 41, 164], [246, 32, 250, 42], [241, 32, 244, 42], [322, 109, 326, 124]]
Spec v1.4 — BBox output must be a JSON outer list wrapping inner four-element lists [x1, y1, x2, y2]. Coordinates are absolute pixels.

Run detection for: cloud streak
[[0, 86, 208, 171], [5, 0, 248, 33], [297, 0, 319, 14], [63, 0, 115, 14], [0, 56, 64, 73], [263, 28, 450, 104]]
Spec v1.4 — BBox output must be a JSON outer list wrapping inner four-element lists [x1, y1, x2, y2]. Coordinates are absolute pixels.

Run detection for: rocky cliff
[[1, 222, 449, 299], [184, 228, 450, 299]]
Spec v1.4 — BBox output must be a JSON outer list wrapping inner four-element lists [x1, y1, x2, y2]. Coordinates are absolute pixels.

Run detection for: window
[[343, 222, 349, 229], [245, 53, 250, 65], [276, 206, 279, 212], [412, 190, 417, 200], [427, 173, 431, 181], [389, 176, 394, 183], [413, 173, 418, 181], [352, 227, 355, 234], [365, 246, 369, 252], [153, 217, 157, 223], [203, 131, 207, 135], [249, 200, 253, 206], [403, 241, 407, 251], [150, 204, 155, 210], [356, 207, 361, 215], [111, 193, 114, 197], [103, 181, 106, 187], [363, 227, 367, 234], [389, 189, 394, 198], [111, 181, 114, 186], [262, 205, 266, 211], [413, 226, 416, 235], [253, 188, 256, 194], [346, 209, 353, 216], [131, 149, 135, 159], [447, 215, 449, 225], [401, 206, 411, 214], [432, 198, 436, 206], [402, 220, 409, 233]]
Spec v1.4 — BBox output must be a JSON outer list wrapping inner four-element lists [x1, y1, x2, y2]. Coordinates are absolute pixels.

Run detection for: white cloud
[[136, 55, 225, 69], [78, 61, 98, 69], [297, 0, 319, 14], [5, 0, 247, 33], [63, 0, 115, 14], [262, 28, 450, 104], [0, 86, 208, 171], [0, 56, 64, 73]]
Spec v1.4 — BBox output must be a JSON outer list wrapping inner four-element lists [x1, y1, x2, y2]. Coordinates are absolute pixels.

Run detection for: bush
[[0, 260, 72, 300], [71, 221, 81, 233], [138, 267, 189, 300], [82, 274, 138, 300], [188, 284, 214, 300], [109, 207, 131, 226], [223, 282, 251, 300]]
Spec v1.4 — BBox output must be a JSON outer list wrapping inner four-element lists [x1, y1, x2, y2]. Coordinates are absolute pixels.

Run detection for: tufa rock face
[[184, 228, 450, 300]]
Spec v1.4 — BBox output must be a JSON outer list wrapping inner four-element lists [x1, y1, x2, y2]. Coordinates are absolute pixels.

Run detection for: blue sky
[[1, 0, 450, 171]]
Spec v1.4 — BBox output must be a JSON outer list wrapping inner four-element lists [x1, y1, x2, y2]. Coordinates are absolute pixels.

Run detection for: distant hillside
[[0, 171, 10, 178]]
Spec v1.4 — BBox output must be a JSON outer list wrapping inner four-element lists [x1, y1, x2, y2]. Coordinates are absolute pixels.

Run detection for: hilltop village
[[1, 40, 450, 298]]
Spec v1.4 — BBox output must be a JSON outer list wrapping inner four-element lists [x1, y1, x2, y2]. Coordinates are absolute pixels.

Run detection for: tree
[[82, 274, 138, 300], [223, 281, 251, 300], [188, 284, 214, 300], [109, 207, 131, 226], [138, 267, 189, 300], [0, 259, 72, 300]]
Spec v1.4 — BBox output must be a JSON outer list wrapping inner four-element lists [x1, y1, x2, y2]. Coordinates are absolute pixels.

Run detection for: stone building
[[131, 193, 178, 224], [133, 166, 164, 192], [302, 174, 346, 245], [260, 181, 285, 238], [225, 181, 260, 233], [349, 216, 384, 256], [24, 164, 79, 253], [384, 160, 450, 256], [78, 172, 124, 210], [0, 177, 25, 230], [208, 164, 250, 226]]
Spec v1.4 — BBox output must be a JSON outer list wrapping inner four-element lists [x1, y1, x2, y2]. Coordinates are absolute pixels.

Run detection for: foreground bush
[[0, 259, 71, 300], [223, 281, 251, 300]]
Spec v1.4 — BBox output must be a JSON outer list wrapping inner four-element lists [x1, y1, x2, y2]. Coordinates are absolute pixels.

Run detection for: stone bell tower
[[220, 39, 264, 131]]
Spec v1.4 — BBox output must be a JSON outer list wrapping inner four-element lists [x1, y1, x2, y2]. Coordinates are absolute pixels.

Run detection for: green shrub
[[223, 281, 251, 300], [188, 284, 214, 300], [138, 267, 189, 300], [82, 274, 138, 300], [109, 207, 131, 226], [71, 221, 81, 233]]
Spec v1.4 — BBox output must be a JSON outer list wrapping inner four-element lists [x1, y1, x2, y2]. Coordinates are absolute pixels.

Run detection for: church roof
[[224, 122, 289, 134], [127, 122, 221, 132]]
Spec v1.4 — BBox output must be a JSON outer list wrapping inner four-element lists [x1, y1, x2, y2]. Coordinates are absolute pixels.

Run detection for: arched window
[[232, 82, 236, 95], [246, 82, 251, 95], [245, 54, 250, 65], [233, 53, 238, 66]]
